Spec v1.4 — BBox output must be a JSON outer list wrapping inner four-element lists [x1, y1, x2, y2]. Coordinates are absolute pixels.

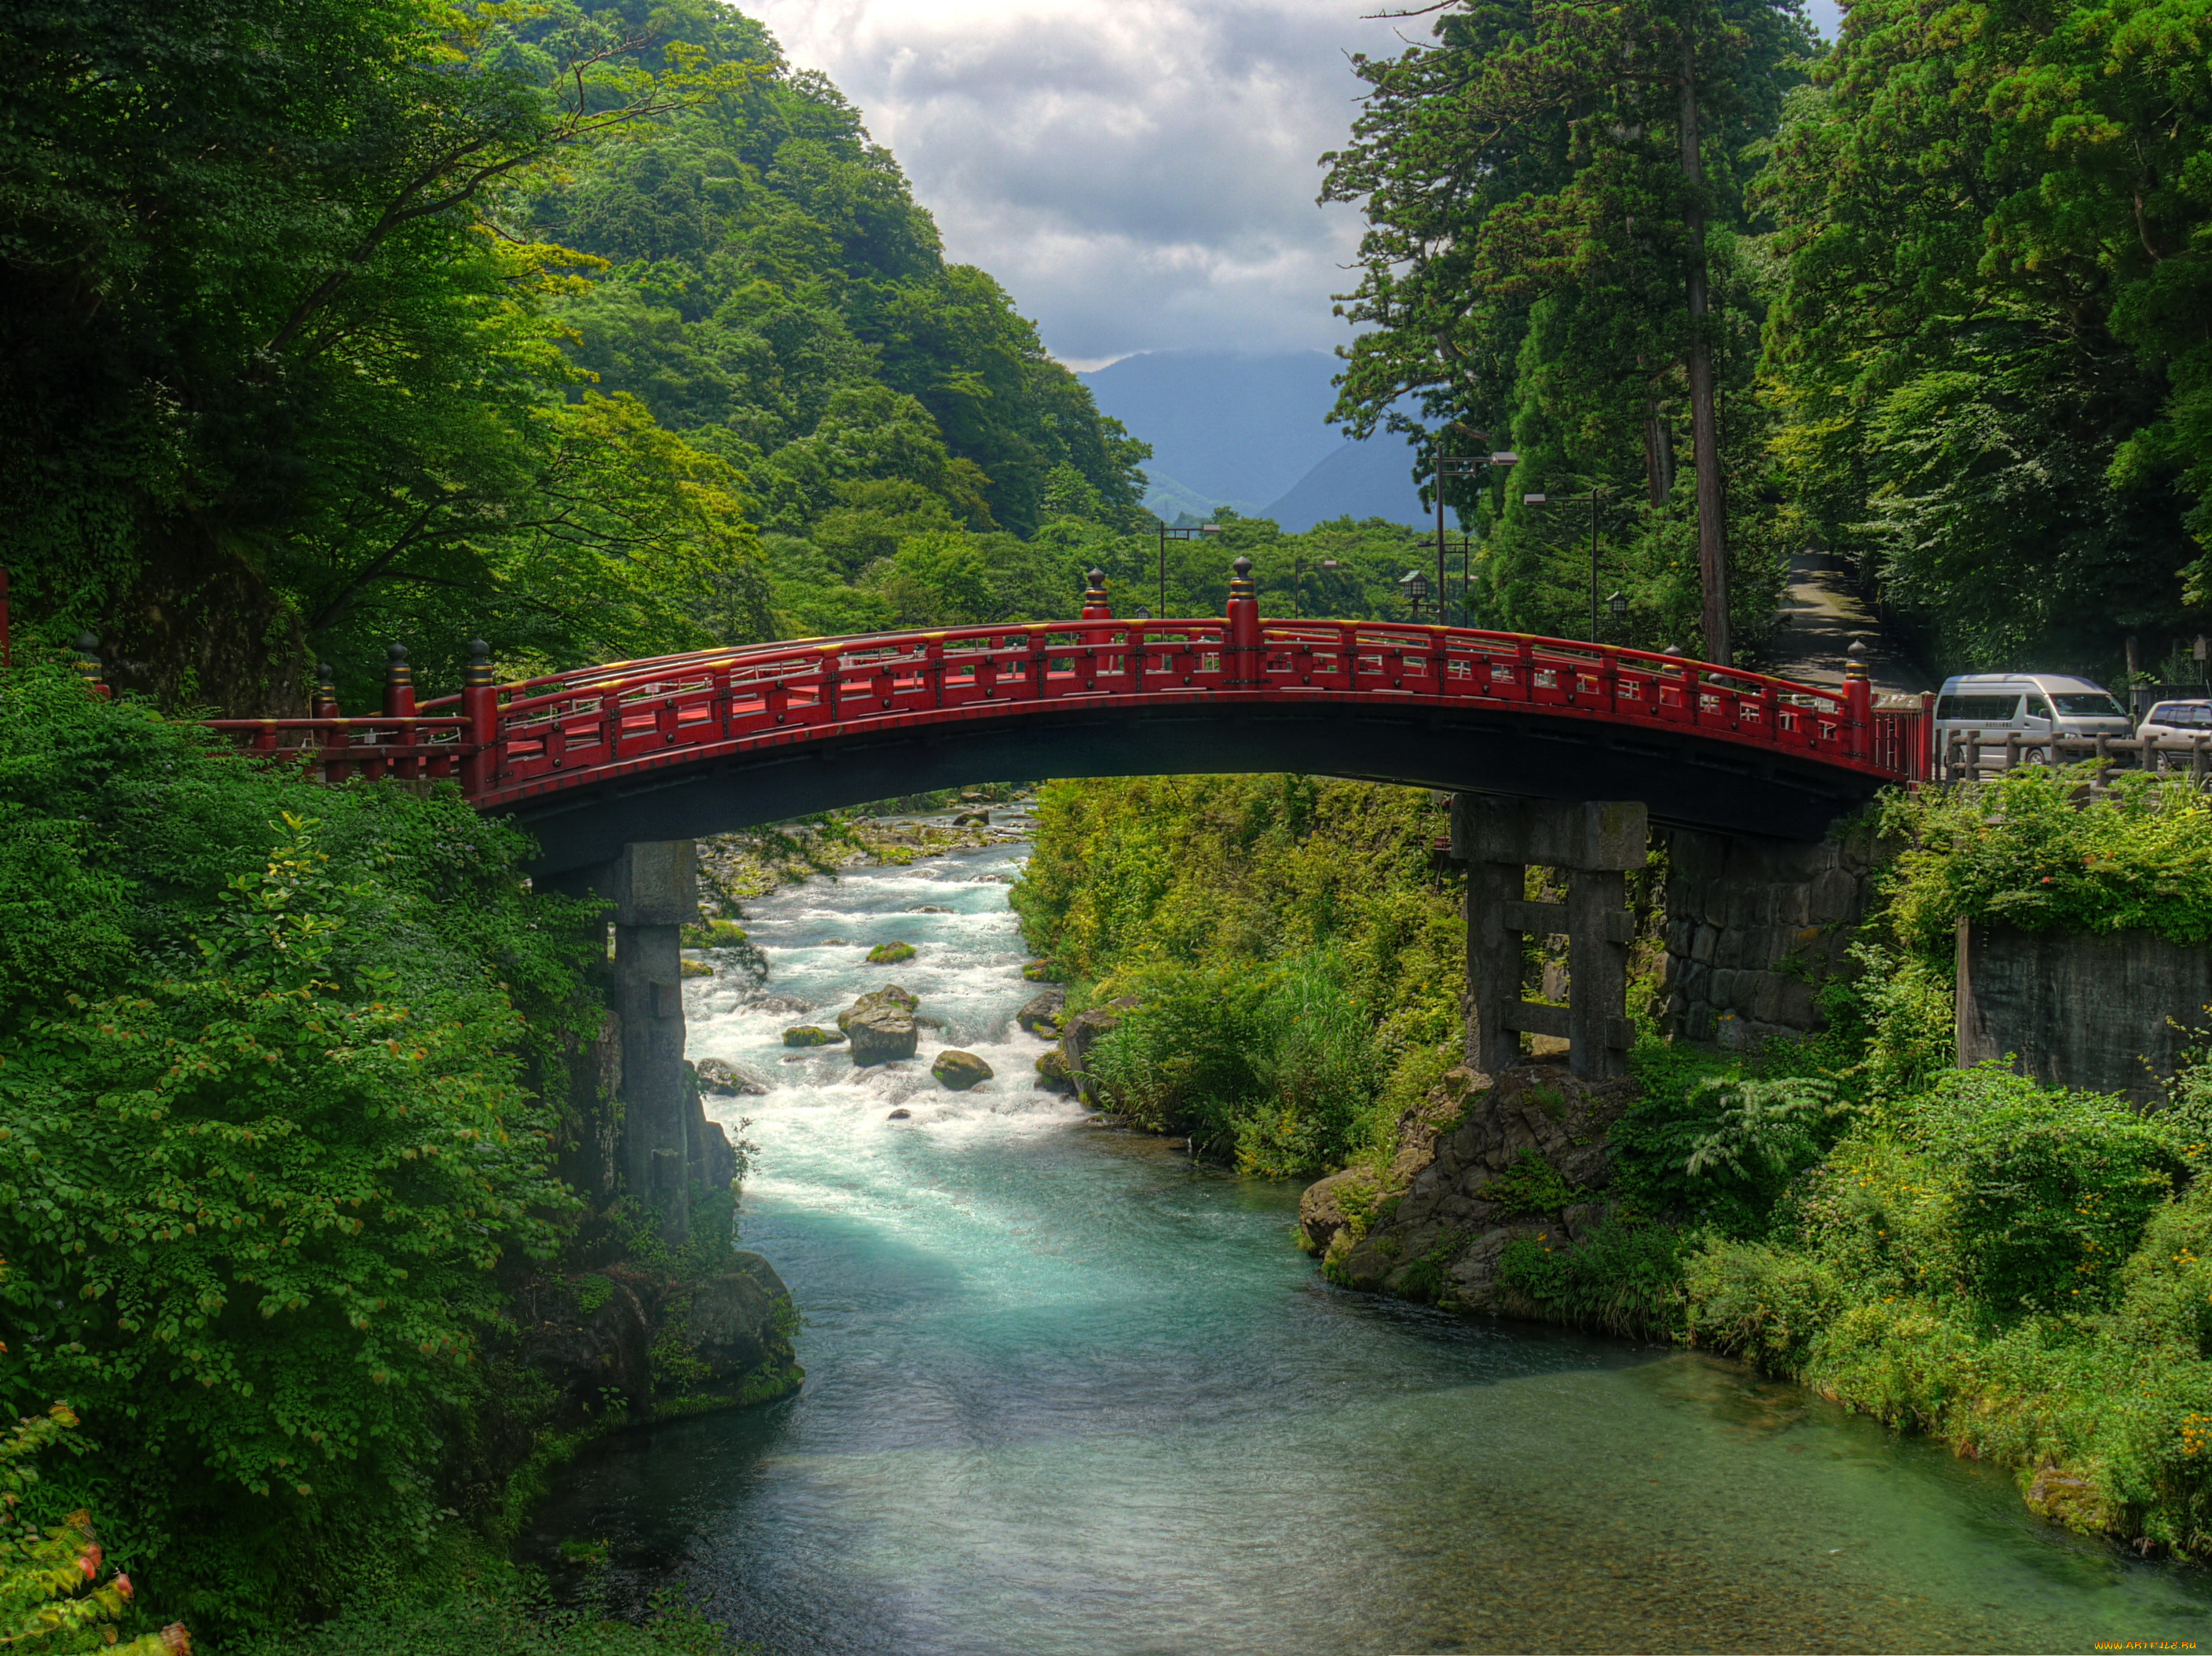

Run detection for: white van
[[1933, 672, 2132, 774]]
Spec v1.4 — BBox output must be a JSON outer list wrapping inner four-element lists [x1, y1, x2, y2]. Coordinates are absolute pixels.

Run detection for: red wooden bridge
[[187, 562, 1927, 872]]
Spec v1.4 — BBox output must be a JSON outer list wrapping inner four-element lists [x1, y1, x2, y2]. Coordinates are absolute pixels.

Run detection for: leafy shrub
[[1476, 1151, 1586, 1218], [1608, 1040, 1845, 1235], [1880, 766, 2212, 951], [1498, 1222, 1688, 1335], [0, 661, 601, 1626], [1, 1404, 188, 1654], [1084, 952, 1385, 1175], [1910, 1066, 2183, 1314]]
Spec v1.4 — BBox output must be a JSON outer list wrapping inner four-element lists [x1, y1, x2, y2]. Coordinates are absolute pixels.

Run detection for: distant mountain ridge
[[1079, 350, 1430, 531]]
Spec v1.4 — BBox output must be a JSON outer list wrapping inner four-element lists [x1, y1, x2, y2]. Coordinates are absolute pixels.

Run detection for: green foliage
[[229, 1573, 751, 1656], [1, 1404, 186, 1654], [1320, 0, 1811, 655], [1017, 775, 1460, 1174], [0, 661, 600, 1629], [1608, 1039, 1843, 1234], [1082, 954, 1385, 1176], [1496, 1222, 1689, 1336], [1476, 1151, 1588, 1218], [1880, 768, 2212, 951], [1757, 0, 2208, 675]]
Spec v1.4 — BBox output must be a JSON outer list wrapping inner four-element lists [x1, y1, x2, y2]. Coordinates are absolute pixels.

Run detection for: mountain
[[1263, 439, 1431, 533], [1079, 350, 1429, 528]]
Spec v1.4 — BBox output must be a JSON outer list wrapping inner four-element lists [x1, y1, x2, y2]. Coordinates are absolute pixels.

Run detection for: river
[[523, 817, 2212, 1654]]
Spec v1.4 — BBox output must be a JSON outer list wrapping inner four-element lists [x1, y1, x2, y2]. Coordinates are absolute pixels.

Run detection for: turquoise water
[[523, 829, 2212, 1654]]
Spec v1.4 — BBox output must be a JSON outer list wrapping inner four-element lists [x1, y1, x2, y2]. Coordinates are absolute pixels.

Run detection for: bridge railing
[[178, 574, 1925, 801]]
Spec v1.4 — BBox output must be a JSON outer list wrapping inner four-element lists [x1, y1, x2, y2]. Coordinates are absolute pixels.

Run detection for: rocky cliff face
[[1302, 1059, 1637, 1312]]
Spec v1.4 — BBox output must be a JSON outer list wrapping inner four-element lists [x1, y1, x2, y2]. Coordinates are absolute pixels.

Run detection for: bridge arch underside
[[507, 702, 1884, 875]]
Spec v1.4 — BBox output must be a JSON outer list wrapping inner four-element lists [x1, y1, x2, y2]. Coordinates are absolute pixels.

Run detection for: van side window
[[2026, 697, 2053, 720], [1936, 694, 2023, 722]]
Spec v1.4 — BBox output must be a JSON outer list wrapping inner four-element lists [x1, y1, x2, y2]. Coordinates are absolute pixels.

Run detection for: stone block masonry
[[1658, 824, 1884, 1049]]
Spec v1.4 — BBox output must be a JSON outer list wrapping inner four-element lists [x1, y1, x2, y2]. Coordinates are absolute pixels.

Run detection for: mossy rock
[[932, 1050, 994, 1090], [782, 1024, 847, 1046], [1035, 1049, 1075, 1092], [680, 918, 749, 948], [679, 958, 715, 979], [866, 940, 917, 964]]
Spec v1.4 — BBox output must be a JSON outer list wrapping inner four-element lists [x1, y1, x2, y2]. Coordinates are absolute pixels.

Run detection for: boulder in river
[[836, 984, 918, 1030], [1016, 987, 1066, 1036], [887, 1108, 913, 1120], [782, 1024, 846, 1047], [1034, 1049, 1075, 1092], [694, 1057, 770, 1096], [844, 989, 919, 1064], [932, 1050, 994, 1090], [867, 940, 917, 964]]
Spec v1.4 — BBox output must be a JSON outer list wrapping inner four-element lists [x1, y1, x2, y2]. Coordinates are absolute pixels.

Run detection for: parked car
[[1933, 672, 2132, 774], [2139, 699, 2212, 769]]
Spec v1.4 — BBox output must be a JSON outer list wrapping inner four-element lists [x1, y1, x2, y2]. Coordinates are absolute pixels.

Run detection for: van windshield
[[1936, 694, 2021, 722], [2052, 693, 2125, 717]]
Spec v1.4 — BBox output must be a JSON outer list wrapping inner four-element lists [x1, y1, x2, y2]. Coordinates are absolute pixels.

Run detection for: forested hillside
[[0, 0, 1148, 715], [1328, 0, 2210, 683]]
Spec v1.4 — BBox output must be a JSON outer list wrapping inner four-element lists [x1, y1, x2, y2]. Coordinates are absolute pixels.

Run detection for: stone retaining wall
[[1658, 826, 1884, 1049]]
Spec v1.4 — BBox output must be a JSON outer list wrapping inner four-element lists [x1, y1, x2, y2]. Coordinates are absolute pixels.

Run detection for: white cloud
[[736, 0, 1416, 364]]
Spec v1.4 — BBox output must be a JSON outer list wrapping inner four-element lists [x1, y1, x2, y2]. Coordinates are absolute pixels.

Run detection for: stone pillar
[[545, 841, 698, 1243], [1451, 796, 1645, 1080]]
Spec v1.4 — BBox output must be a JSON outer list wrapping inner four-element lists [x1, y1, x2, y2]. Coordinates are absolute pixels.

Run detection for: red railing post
[[1842, 639, 1873, 762], [1225, 556, 1260, 687], [1080, 568, 1112, 621], [313, 661, 341, 719], [460, 638, 496, 797], [381, 641, 417, 779]]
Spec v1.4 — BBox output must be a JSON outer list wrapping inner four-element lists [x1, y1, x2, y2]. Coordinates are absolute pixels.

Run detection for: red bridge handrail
[[204, 613, 1926, 804]]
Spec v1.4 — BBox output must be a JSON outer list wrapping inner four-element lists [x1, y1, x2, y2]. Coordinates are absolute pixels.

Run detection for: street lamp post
[[1523, 486, 1608, 642], [1154, 520, 1222, 617]]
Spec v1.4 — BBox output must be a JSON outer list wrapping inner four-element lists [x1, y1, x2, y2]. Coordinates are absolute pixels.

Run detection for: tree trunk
[[105, 518, 309, 715], [1679, 36, 1729, 665]]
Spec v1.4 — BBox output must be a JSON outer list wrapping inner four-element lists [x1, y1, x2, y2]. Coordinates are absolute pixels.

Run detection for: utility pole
[[1679, 25, 1728, 665]]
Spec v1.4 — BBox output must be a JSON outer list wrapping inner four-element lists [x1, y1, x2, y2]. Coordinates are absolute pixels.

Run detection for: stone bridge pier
[[543, 840, 733, 1244]]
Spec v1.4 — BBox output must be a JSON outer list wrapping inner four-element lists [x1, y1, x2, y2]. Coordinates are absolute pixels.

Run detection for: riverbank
[[522, 839, 2212, 1653]]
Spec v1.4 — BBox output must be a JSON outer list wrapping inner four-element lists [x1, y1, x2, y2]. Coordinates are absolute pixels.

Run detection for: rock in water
[[866, 940, 917, 964], [782, 1024, 847, 1047], [1016, 987, 1067, 1035], [932, 1050, 994, 1090], [1034, 1049, 1075, 1092], [835, 984, 919, 1031], [887, 1108, 913, 1120], [845, 1001, 918, 1065], [679, 958, 715, 979], [694, 1057, 770, 1096]]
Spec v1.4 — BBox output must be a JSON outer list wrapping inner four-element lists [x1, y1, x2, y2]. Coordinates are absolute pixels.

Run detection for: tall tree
[[1321, 0, 1811, 659]]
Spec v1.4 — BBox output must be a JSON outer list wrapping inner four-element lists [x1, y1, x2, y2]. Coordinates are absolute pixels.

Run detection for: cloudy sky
[[738, 0, 1841, 369]]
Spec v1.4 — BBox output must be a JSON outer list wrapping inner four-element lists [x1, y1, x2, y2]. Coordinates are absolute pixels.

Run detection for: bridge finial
[[1080, 569, 1111, 621], [383, 639, 416, 720], [314, 661, 340, 719], [464, 637, 493, 688], [1229, 555, 1254, 602], [1844, 637, 1870, 682]]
